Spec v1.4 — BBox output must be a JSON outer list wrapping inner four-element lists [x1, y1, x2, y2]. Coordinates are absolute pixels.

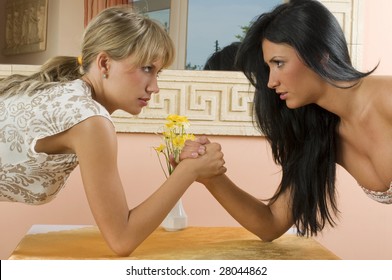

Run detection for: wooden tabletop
[[9, 226, 339, 260]]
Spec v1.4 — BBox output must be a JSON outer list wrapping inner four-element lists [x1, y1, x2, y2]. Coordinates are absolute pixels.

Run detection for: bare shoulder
[[364, 76, 392, 119], [69, 116, 115, 137], [378, 76, 392, 121], [67, 116, 121, 192], [35, 116, 115, 155], [67, 116, 117, 157]]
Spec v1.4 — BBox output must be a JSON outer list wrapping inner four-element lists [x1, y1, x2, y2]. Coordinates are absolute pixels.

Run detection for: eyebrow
[[268, 56, 283, 63]]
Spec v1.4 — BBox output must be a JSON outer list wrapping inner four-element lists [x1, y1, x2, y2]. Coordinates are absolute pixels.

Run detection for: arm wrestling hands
[[179, 136, 226, 182], [179, 136, 294, 242]]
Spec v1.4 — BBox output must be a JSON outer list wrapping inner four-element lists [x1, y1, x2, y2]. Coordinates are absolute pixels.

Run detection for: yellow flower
[[163, 130, 174, 139], [172, 135, 185, 148], [154, 114, 194, 178], [166, 114, 188, 123], [154, 144, 166, 153], [165, 122, 175, 128]]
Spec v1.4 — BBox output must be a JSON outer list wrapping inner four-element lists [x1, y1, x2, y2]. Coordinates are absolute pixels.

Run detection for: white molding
[[168, 0, 188, 70], [320, 0, 363, 69], [0, 64, 40, 76], [112, 70, 261, 136]]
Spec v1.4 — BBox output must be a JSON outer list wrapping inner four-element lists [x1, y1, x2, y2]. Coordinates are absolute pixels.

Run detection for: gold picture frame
[[3, 0, 48, 56]]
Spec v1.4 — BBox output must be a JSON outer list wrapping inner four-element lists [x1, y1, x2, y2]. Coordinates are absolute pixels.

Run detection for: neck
[[81, 76, 97, 100], [315, 79, 363, 122]]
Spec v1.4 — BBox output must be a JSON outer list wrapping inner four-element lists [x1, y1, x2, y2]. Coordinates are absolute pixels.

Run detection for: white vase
[[161, 199, 188, 231]]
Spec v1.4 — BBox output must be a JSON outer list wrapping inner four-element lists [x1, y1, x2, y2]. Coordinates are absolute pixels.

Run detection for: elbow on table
[[252, 227, 286, 242], [257, 233, 278, 243], [109, 241, 136, 257], [259, 236, 277, 242], [105, 235, 139, 257]]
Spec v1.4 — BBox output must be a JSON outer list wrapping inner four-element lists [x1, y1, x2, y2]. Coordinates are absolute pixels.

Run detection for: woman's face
[[99, 55, 163, 115], [262, 39, 324, 109]]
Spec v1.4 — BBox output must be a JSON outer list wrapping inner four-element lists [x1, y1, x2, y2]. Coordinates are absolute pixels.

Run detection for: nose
[[267, 70, 279, 89], [147, 77, 160, 94]]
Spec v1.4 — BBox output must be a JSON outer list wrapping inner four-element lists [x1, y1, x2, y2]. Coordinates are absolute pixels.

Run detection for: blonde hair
[[1, 5, 174, 95], [80, 5, 174, 72]]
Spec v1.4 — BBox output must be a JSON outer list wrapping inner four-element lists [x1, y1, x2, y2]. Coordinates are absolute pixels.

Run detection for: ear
[[96, 52, 110, 74]]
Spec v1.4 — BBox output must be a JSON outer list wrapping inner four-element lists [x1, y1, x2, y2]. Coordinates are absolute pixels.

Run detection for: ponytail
[[0, 56, 82, 96], [39, 56, 83, 83]]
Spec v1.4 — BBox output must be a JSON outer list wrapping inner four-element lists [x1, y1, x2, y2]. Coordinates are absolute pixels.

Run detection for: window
[[186, 0, 282, 70], [132, 0, 171, 32], [132, 0, 283, 70]]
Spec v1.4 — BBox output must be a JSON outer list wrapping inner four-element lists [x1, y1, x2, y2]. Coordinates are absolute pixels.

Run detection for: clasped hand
[[172, 136, 226, 181]]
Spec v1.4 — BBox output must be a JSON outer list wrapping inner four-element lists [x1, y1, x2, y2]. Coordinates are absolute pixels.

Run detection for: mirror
[[186, 0, 282, 70], [134, 0, 283, 70], [133, 0, 171, 32], [138, 0, 362, 72]]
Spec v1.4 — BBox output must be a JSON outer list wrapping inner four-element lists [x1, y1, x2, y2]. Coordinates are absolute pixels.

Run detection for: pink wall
[[362, 0, 392, 75], [1, 0, 392, 260]]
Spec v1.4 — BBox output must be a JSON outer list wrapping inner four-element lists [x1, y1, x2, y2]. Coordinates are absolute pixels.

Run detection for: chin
[[124, 108, 142, 116], [285, 101, 306, 110], [285, 103, 298, 109]]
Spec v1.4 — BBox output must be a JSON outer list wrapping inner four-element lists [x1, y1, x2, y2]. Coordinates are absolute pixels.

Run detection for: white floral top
[[0, 79, 112, 205]]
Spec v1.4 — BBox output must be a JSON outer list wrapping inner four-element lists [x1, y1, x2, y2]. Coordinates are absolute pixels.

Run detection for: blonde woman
[[0, 6, 226, 256]]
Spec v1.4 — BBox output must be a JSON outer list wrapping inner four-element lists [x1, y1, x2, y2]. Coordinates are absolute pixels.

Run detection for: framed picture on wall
[[3, 0, 48, 56]]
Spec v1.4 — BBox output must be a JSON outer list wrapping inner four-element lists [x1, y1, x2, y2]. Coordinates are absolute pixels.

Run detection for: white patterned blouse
[[0, 79, 112, 205]]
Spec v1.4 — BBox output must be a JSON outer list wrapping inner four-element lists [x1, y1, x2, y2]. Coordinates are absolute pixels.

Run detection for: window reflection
[[133, 0, 170, 32], [186, 0, 282, 70], [203, 41, 241, 71], [132, 0, 282, 70]]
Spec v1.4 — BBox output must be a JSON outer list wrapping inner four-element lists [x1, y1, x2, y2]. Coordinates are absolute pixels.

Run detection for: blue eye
[[142, 66, 153, 73]]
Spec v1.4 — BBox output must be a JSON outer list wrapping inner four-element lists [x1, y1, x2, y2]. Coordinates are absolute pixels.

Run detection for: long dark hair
[[236, 0, 377, 236]]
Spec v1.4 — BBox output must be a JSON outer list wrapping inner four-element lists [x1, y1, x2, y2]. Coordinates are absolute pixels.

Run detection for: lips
[[138, 97, 150, 106], [276, 92, 288, 100]]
